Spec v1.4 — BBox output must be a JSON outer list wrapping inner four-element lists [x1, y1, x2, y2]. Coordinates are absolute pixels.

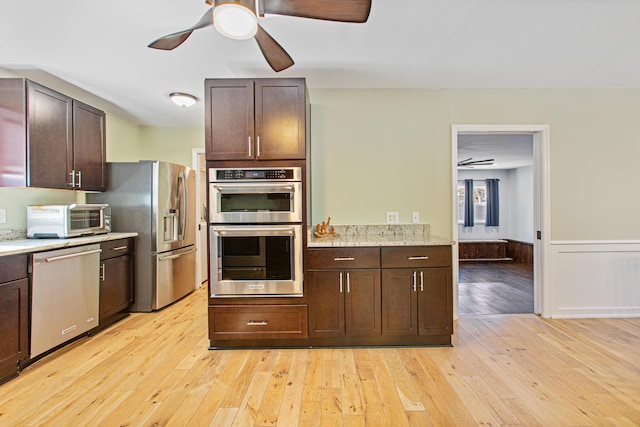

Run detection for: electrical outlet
[[0, 208, 6, 224], [386, 211, 399, 224], [412, 212, 420, 223]]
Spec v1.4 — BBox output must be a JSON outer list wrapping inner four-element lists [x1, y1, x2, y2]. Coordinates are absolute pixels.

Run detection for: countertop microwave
[[27, 204, 111, 238]]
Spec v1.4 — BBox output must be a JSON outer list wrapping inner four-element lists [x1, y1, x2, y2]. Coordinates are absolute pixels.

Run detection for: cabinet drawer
[[307, 247, 380, 269], [381, 246, 451, 268], [209, 305, 308, 340], [0, 254, 28, 283], [101, 238, 134, 260]]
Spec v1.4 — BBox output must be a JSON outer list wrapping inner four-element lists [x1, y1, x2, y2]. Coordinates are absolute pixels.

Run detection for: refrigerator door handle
[[178, 171, 188, 241], [159, 247, 197, 261]]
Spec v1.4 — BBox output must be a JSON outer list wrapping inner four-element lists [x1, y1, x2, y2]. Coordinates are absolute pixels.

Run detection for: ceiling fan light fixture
[[213, 3, 258, 40], [169, 92, 198, 107]]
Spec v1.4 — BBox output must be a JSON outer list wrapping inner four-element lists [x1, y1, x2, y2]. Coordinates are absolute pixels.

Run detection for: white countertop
[[308, 233, 453, 247], [0, 232, 138, 257], [307, 224, 453, 248]]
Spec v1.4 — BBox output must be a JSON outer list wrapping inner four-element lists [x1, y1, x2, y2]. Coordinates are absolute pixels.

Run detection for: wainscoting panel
[[550, 241, 640, 318]]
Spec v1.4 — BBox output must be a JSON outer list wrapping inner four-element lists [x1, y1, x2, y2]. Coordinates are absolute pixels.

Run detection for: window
[[457, 181, 486, 224]]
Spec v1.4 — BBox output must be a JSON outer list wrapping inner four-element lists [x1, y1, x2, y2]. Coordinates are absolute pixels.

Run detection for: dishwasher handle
[[41, 248, 102, 263]]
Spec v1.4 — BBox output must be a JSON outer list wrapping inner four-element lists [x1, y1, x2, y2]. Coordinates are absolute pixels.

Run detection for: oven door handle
[[212, 183, 296, 193], [215, 227, 295, 236]]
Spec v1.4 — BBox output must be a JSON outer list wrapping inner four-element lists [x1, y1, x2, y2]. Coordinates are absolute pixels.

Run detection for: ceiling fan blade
[[263, 0, 372, 23], [148, 8, 214, 50], [254, 24, 294, 72]]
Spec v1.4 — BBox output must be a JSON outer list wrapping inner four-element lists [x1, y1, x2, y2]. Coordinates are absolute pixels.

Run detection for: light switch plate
[[386, 211, 399, 224], [0, 208, 6, 224]]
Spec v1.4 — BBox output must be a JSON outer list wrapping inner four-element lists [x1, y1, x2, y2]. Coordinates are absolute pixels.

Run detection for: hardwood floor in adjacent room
[[1, 286, 639, 426], [459, 261, 534, 315]]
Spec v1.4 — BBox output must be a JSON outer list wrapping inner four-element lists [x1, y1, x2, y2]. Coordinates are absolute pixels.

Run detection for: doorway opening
[[451, 125, 550, 318]]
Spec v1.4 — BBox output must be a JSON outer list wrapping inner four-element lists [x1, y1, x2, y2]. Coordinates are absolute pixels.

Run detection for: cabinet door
[[254, 79, 306, 160], [0, 278, 29, 383], [344, 269, 381, 336], [205, 79, 254, 160], [381, 269, 418, 336], [418, 268, 453, 336], [27, 81, 73, 189], [73, 100, 105, 191], [307, 270, 344, 337], [99, 255, 133, 322]]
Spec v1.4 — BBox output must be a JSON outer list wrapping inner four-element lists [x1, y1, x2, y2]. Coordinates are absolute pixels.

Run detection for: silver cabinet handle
[[42, 248, 102, 263], [77, 170, 82, 188], [412, 271, 417, 292], [100, 263, 106, 281], [111, 245, 128, 251], [346, 272, 351, 293], [333, 257, 355, 261], [69, 170, 76, 188], [408, 256, 429, 260], [248, 136, 252, 158], [247, 320, 268, 326], [339, 272, 343, 293], [257, 136, 261, 158], [420, 270, 424, 292]]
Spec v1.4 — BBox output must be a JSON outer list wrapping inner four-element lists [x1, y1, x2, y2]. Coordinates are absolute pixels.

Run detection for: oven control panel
[[211, 167, 301, 181]]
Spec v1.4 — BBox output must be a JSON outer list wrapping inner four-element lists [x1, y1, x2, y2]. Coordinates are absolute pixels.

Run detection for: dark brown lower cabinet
[[308, 269, 381, 338], [382, 267, 452, 336], [99, 238, 134, 327], [0, 255, 29, 384]]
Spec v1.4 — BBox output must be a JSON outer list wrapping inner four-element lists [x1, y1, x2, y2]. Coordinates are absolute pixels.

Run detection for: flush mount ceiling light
[[169, 92, 198, 107], [213, 1, 258, 40]]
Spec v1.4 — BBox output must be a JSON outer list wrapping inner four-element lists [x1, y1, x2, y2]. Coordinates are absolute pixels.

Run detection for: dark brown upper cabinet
[[205, 78, 308, 161], [0, 79, 106, 191]]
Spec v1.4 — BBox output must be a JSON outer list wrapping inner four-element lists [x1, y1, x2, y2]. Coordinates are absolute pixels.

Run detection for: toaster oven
[[27, 204, 111, 238]]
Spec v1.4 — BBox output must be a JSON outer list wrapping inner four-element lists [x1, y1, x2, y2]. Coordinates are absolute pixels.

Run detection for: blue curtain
[[486, 179, 500, 227], [464, 179, 474, 227]]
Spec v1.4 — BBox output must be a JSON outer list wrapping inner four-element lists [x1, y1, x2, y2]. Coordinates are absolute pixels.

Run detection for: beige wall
[[3, 86, 640, 242], [139, 126, 204, 167], [309, 88, 640, 240]]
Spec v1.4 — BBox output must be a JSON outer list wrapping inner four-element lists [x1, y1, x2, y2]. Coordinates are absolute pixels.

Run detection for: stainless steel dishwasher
[[31, 244, 101, 358]]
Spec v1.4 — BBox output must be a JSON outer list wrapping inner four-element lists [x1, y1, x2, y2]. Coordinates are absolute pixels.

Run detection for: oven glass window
[[69, 209, 101, 230], [219, 236, 292, 280], [220, 193, 291, 213]]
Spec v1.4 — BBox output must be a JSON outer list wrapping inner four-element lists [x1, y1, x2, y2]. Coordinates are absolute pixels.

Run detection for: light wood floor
[[1, 287, 639, 426]]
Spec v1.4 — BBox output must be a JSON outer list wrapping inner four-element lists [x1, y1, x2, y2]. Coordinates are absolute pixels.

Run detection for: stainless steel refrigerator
[[89, 161, 196, 311]]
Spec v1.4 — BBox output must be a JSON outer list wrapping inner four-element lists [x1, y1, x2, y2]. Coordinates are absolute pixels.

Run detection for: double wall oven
[[209, 167, 303, 297]]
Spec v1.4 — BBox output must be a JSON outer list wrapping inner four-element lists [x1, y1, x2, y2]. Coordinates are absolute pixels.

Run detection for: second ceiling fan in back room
[[148, 0, 372, 72], [457, 158, 495, 167]]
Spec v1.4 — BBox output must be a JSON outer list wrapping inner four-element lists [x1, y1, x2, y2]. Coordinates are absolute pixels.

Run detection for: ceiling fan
[[457, 158, 495, 167], [148, 0, 372, 72]]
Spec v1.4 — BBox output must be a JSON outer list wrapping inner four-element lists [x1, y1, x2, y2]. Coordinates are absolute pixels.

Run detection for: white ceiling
[[1, 0, 639, 127]]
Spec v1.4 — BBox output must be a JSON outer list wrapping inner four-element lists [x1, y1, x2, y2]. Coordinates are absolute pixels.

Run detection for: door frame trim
[[451, 124, 551, 318]]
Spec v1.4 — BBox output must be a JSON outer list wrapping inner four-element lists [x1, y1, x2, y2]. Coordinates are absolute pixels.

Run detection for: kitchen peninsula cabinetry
[[99, 238, 134, 327], [205, 78, 307, 161], [307, 243, 453, 346], [307, 248, 381, 339], [0, 254, 29, 384], [0, 79, 106, 190], [381, 247, 453, 338]]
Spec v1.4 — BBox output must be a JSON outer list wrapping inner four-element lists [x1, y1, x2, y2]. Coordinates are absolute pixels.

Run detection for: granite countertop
[[307, 224, 454, 248], [0, 232, 138, 257]]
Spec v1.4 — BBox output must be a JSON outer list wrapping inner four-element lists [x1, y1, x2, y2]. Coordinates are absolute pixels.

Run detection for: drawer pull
[[111, 246, 128, 251], [333, 257, 355, 261], [408, 256, 429, 260], [247, 320, 268, 326]]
